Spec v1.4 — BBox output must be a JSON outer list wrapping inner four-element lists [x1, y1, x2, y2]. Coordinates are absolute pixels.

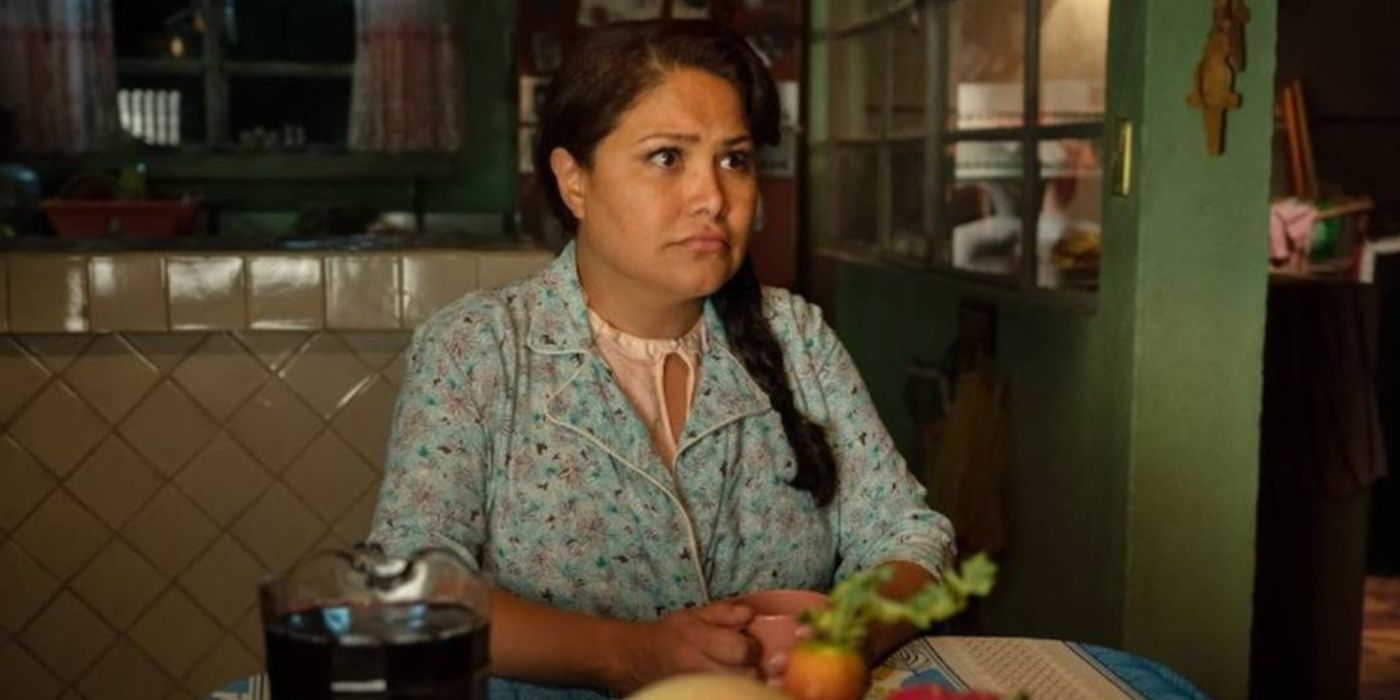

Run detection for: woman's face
[[555, 67, 758, 304]]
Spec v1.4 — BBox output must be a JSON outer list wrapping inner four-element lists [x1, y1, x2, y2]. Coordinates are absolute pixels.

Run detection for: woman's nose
[[688, 162, 726, 219]]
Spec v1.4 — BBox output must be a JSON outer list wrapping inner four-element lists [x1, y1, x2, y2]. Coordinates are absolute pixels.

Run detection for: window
[[113, 0, 355, 150], [809, 0, 1109, 293]]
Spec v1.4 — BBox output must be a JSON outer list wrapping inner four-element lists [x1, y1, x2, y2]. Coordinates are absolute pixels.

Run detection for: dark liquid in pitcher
[[264, 602, 488, 700]]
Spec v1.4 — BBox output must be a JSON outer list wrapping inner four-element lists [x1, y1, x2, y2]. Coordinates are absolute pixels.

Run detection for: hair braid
[[713, 259, 839, 507]]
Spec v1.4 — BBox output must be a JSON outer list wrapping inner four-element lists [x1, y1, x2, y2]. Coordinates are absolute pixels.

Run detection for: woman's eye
[[721, 151, 752, 171], [648, 149, 681, 168]]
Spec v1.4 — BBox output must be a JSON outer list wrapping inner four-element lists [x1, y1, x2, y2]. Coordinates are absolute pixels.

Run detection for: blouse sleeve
[[369, 306, 501, 571], [801, 305, 957, 581]]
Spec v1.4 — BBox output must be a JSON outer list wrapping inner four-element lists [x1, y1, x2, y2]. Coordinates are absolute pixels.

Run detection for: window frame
[[107, 0, 461, 180], [809, 0, 1106, 306]]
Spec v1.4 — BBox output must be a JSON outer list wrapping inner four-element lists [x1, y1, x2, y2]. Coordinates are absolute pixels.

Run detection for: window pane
[[830, 29, 886, 139], [807, 147, 835, 248], [229, 77, 351, 148], [890, 8, 929, 135], [113, 0, 204, 60], [1036, 138, 1102, 289], [832, 0, 892, 27], [228, 0, 356, 64], [948, 0, 1026, 131], [890, 140, 927, 260], [949, 140, 1023, 276], [118, 77, 203, 146], [834, 146, 881, 254], [1040, 0, 1109, 124]]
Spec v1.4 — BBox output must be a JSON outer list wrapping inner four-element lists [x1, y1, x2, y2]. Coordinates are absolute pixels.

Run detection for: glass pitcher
[[258, 545, 491, 699]]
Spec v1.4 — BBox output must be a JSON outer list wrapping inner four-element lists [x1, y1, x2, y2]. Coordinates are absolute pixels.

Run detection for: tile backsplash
[[1, 328, 410, 699], [2, 248, 553, 334]]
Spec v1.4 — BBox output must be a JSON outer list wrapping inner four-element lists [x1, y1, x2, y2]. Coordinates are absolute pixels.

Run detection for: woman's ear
[[550, 147, 588, 222]]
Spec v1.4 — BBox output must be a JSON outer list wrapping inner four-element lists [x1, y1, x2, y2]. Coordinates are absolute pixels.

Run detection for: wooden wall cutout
[[1186, 0, 1250, 155]]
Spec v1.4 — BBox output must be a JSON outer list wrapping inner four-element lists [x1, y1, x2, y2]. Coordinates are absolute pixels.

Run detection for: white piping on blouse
[[544, 358, 711, 604]]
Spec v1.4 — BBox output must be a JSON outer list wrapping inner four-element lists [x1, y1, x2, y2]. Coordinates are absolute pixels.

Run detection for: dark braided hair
[[534, 20, 839, 507]]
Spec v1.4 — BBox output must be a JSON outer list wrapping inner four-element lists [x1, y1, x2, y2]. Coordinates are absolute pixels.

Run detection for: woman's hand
[[611, 602, 760, 692]]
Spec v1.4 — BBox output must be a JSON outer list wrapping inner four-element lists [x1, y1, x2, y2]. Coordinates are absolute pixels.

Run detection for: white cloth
[[349, 0, 464, 152], [0, 0, 120, 153]]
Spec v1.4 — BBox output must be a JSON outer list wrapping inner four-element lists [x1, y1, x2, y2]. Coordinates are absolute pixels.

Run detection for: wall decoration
[[1186, 0, 1250, 155]]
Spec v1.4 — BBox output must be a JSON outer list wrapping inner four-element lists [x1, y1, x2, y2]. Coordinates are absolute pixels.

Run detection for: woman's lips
[[678, 232, 729, 253]]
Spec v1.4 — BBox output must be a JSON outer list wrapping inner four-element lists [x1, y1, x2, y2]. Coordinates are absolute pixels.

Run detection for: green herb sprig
[[803, 554, 998, 650]]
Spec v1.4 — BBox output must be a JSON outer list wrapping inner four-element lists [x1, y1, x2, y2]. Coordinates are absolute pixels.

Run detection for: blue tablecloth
[[213, 636, 1209, 699]]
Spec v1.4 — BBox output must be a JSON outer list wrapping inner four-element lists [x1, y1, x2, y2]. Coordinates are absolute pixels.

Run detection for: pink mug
[[730, 589, 829, 682]]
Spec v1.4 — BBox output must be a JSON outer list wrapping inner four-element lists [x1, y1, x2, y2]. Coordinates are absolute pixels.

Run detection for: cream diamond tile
[[283, 432, 375, 522], [0, 642, 63, 700], [177, 535, 266, 626], [129, 588, 221, 678], [330, 377, 396, 465], [63, 335, 160, 423], [172, 334, 268, 420], [66, 436, 162, 529], [19, 591, 115, 682], [77, 639, 175, 700], [0, 336, 51, 426], [278, 334, 373, 418], [118, 381, 215, 476], [12, 489, 110, 581], [226, 381, 321, 473], [339, 331, 412, 370], [122, 485, 219, 578], [175, 434, 270, 527], [231, 607, 264, 662], [16, 334, 93, 374], [232, 484, 325, 573], [315, 530, 347, 555], [382, 350, 406, 387], [334, 487, 381, 546], [184, 635, 260, 698], [0, 436, 56, 532], [70, 539, 167, 631], [232, 331, 309, 371], [123, 333, 204, 375], [0, 541, 60, 634], [10, 382, 107, 478]]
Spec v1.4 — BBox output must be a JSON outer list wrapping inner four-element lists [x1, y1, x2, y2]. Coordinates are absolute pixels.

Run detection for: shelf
[[28, 152, 460, 182]]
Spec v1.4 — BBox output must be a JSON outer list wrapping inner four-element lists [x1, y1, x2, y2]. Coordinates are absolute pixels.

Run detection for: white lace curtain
[[0, 0, 120, 153], [349, 0, 465, 153]]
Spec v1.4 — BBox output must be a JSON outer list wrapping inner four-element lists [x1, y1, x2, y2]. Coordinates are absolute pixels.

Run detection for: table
[[212, 636, 1208, 699], [869, 637, 1207, 699]]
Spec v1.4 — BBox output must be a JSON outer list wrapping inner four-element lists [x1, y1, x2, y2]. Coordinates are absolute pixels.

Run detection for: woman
[[370, 19, 954, 698]]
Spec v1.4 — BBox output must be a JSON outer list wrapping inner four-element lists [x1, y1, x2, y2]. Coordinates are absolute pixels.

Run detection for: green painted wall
[[815, 2, 1275, 698], [1120, 2, 1275, 698]]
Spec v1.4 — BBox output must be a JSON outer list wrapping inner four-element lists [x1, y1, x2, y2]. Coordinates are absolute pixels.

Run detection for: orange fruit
[[780, 641, 868, 700]]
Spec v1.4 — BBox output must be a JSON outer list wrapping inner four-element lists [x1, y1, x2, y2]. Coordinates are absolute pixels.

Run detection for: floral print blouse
[[369, 242, 955, 623]]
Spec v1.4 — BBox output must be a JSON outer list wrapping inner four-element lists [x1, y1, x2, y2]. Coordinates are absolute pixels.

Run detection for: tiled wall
[[0, 249, 552, 334], [0, 249, 553, 699]]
